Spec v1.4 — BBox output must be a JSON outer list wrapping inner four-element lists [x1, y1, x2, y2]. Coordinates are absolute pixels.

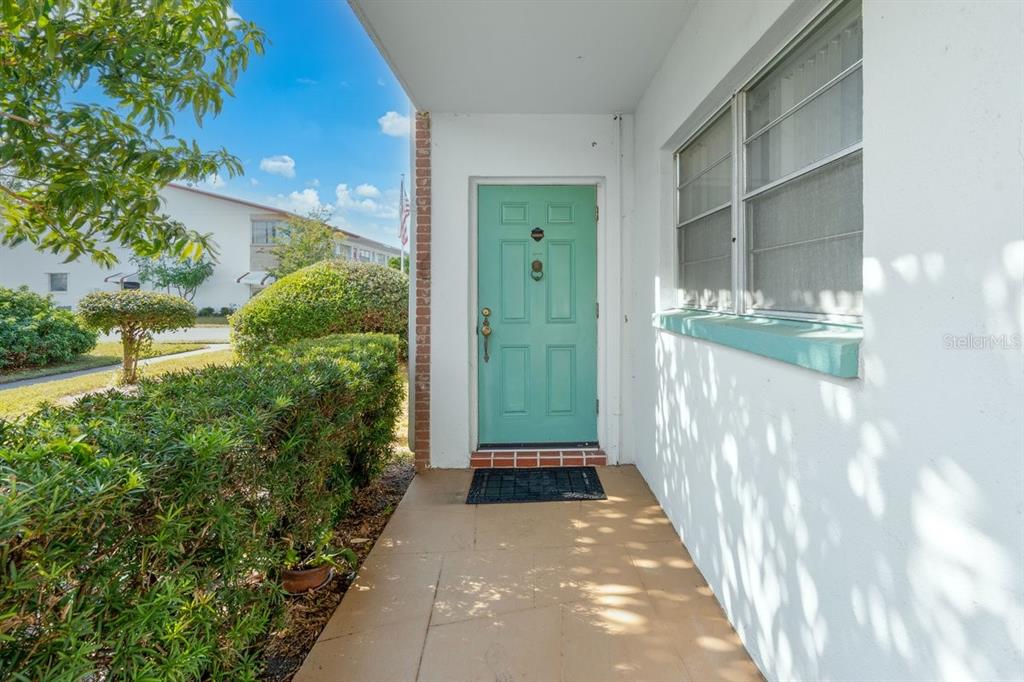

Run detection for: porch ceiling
[[349, 0, 695, 114]]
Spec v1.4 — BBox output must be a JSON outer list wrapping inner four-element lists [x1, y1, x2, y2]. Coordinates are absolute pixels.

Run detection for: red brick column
[[413, 112, 431, 471]]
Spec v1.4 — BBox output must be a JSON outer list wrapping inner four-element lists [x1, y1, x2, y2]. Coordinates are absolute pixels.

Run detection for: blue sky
[[179, 1, 411, 247]]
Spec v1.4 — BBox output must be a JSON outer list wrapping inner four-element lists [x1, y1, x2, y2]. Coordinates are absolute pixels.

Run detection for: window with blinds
[[673, 0, 863, 322], [676, 110, 733, 309]]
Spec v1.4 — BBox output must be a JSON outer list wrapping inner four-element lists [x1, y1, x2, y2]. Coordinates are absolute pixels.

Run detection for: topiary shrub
[[0, 286, 97, 371], [0, 333, 401, 679], [78, 290, 196, 383], [231, 260, 408, 358]]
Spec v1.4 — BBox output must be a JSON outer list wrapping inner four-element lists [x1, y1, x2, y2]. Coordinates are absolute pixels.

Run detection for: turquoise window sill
[[653, 309, 862, 378]]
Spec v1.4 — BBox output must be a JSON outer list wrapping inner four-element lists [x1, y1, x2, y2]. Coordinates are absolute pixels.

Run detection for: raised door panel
[[499, 241, 529, 323], [546, 240, 576, 323], [546, 345, 576, 416], [500, 346, 530, 415]]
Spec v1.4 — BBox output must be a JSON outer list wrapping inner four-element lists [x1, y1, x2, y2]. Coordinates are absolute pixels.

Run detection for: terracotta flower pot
[[282, 564, 334, 595]]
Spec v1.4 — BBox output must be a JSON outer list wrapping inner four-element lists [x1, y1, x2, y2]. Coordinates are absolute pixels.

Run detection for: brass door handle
[[481, 320, 492, 362], [480, 307, 492, 362]]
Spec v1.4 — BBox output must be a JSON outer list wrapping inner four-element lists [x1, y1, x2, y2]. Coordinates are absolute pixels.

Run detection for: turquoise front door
[[477, 185, 598, 446]]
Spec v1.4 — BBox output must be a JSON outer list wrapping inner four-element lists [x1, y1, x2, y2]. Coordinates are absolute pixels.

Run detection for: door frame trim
[[468, 177, 621, 464]]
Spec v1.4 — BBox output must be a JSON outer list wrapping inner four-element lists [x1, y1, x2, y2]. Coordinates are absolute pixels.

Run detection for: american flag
[[398, 176, 410, 247]]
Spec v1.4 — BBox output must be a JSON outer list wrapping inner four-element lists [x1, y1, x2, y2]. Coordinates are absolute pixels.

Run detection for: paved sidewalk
[[0, 344, 230, 391], [295, 466, 762, 682], [99, 325, 231, 344]]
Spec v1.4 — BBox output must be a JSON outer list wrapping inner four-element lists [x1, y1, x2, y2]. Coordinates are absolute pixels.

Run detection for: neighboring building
[[334, 232, 401, 266], [0, 183, 401, 310], [353, 1, 1024, 681]]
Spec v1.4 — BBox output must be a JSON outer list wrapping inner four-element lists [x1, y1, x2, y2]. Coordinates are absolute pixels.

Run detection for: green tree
[[78, 290, 196, 383], [133, 253, 215, 302], [271, 207, 340, 278], [0, 1, 265, 266]]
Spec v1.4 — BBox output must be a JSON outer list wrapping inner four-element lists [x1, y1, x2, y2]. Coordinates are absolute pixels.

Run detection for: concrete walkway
[[0, 344, 230, 391], [295, 466, 762, 682], [100, 325, 231, 344]]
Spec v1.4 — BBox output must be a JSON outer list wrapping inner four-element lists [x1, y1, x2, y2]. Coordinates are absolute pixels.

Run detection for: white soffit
[[349, 0, 695, 114]]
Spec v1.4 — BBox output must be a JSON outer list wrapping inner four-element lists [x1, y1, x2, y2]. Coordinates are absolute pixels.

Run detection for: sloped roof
[[165, 183, 403, 251]]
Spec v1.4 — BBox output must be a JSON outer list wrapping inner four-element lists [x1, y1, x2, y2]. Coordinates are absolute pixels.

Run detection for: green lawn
[[0, 348, 237, 418], [196, 315, 230, 326], [0, 342, 207, 385]]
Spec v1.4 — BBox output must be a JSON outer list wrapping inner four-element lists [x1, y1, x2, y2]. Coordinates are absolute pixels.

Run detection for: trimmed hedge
[[231, 260, 408, 358], [0, 286, 97, 371], [0, 333, 402, 680]]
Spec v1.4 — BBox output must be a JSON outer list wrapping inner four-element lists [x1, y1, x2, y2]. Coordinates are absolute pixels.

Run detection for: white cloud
[[249, 178, 259, 186], [309, 178, 320, 188], [377, 77, 386, 87], [377, 111, 410, 137], [286, 189, 324, 214], [227, 6, 243, 22], [296, 77, 318, 86], [259, 155, 296, 178], [268, 188, 333, 217], [354, 183, 381, 199], [204, 173, 226, 189], [335, 183, 399, 220]]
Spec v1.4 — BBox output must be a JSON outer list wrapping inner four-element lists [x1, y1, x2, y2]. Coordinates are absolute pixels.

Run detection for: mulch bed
[[258, 456, 416, 681]]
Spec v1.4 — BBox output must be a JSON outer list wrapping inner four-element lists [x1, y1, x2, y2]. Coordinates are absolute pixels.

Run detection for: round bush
[[231, 260, 408, 357], [79, 290, 196, 383], [0, 286, 97, 371]]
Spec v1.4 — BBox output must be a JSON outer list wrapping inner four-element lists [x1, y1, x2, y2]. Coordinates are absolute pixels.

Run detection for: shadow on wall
[[645, 239, 1023, 680]]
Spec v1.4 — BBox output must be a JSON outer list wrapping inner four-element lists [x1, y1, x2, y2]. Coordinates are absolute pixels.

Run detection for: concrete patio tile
[[561, 600, 693, 682], [533, 543, 648, 608], [432, 548, 534, 624], [592, 465, 660, 498], [672, 612, 765, 682], [627, 540, 713, 618], [317, 551, 442, 638], [417, 605, 562, 682], [400, 468, 474, 507], [575, 500, 679, 546], [293, 617, 428, 682], [374, 504, 476, 554], [474, 500, 579, 550]]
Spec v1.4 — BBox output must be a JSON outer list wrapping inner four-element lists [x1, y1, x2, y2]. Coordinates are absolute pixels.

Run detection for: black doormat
[[466, 466, 606, 504]]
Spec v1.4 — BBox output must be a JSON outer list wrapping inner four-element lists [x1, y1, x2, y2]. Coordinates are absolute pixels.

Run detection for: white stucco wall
[[158, 186, 274, 309], [0, 185, 272, 310], [428, 113, 632, 468], [627, 1, 1024, 681]]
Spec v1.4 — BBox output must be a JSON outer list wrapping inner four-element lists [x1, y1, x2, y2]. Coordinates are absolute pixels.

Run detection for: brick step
[[470, 449, 606, 468]]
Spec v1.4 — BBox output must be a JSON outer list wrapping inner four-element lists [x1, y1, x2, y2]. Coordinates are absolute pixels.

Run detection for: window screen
[[743, 0, 863, 317], [676, 110, 733, 309]]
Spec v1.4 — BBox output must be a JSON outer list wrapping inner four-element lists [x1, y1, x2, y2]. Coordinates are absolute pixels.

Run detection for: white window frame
[[251, 218, 286, 246], [673, 0, 863, 325], [675, 105, 734, 312]]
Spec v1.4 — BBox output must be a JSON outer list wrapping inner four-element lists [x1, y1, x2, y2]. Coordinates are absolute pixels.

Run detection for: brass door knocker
[[531, 259, 543, 281]]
